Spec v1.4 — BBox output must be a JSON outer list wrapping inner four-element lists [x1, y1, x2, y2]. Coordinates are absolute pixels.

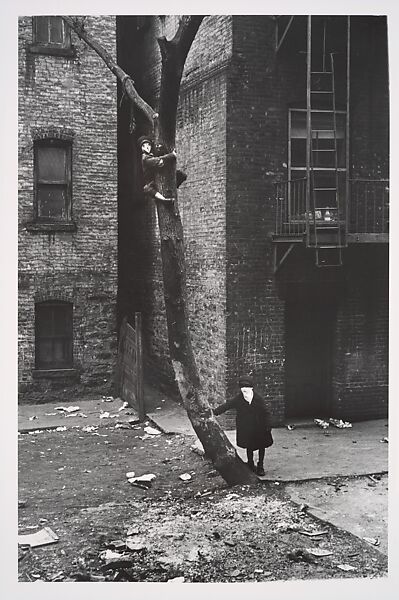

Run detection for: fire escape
[[273, 16, 389, 272]]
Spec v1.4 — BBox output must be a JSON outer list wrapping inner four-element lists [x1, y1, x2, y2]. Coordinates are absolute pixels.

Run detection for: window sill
[[32, 369, 79, 380], [27, 44, 76, 58], [25, 221, 77, 233]]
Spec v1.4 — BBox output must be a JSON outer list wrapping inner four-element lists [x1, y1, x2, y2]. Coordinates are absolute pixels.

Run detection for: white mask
[[241, 387, 254, 403]]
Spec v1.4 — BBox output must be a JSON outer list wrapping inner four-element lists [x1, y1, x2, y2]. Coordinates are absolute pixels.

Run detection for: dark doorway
[[285, 287, 336, 419]]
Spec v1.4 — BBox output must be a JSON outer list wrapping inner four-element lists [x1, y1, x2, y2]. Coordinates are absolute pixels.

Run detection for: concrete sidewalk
[[147, 402, 388, 481]]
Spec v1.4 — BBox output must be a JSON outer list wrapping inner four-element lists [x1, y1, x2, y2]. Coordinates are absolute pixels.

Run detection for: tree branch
[[62, 16, 158, 125]]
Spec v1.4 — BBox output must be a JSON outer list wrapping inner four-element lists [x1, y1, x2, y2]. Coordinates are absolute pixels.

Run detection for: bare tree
[[62, 15, 258, 486]]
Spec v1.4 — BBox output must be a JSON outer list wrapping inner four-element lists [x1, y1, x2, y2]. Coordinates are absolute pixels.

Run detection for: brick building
[[18, 16, 118, 402], [119, 15, 389, 424]]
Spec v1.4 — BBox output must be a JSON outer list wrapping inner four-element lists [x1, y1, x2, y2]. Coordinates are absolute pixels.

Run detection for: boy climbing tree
[[138, 135, 187, 203]]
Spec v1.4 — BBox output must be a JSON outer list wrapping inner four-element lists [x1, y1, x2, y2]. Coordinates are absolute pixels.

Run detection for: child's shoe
[[256, 464, 265, 476]]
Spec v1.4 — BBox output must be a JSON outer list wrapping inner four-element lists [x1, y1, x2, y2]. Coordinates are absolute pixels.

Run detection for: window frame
[[35, 301, 74, 371], [30, 16, 75, 57], [34, 138, 72, 223]]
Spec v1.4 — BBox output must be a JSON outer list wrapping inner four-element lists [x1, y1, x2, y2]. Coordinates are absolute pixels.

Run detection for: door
[[285, 289, 336, 419]]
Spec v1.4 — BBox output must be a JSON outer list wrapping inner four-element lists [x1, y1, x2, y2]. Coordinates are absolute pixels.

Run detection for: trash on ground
[[65, 412, 87, 418], [287, 424, 296, 431], [144, 426, 161, 435], [167, 576, 185, 583], [299, 529, 328, 537], [179, 473, 192, 481], [368, 475, 379, 484], [29, 416, 38, 421], [28, 430, 44, 435], [314, 418, 329, 429], [254, 569, 263, 574], [102, 396, 114, 402], [55, 427, 67, 432], [18, 526, 59, 548], [55, 406, 80, 413], [128, 473, 156, 489], [100, 549, 125, 561], [380, 437, 388, 443], [115, 422, 131, 429], [190, 444, 205, 456], [306, 547, 333, 557], [337, 563, 357, 572], [118, 401, 129, 411], [45, 413, 57, 416], [100, 412, 110, 419], [126, 526, 140, 536], [18, 500, 27, 509], [363, 537, 380, 546], [82, 425, 98, 433], [126, 471, 135, 479], [299, 503, 309, 512], [49, 571, 64, 582], [329, 418, 352, 429]]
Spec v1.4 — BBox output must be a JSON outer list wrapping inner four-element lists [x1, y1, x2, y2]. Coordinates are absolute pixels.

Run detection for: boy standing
[[213, 376, 273, 476]]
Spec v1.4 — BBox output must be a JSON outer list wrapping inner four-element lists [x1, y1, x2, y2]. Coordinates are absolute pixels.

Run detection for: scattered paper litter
[[337, 563, 357, 572], [102, 396, 114, 402], [29, 416, 38, 421], [287, 424, 296, 431], [299, 530, 328, 537], [45, 413, 57, 416], [167, 576, 185, 583], [125, 471, 135, 479], [179, 473, 192, 481], [306, 548, 333, 557], [100, 412, 110, 419], [55, 406, 80, 413], [100, 549, 125, 561], [82, 426, 98, 433], [18, 527, 59, 548], [329, 418, 352, 429], [55, 427, 67, 432], [380, 437, 388, 443], [363, 537, 380, 546], [118, 401, 129, 412], [144, 426, 161, 436], [314, 419, 329, 429]]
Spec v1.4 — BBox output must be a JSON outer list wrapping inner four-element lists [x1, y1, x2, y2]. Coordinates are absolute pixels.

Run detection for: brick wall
[[18, 16, 118, 402]]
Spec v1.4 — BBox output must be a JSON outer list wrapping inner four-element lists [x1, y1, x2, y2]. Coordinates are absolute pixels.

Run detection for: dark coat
[[214, 391, 273, 450], [141, 151, 175, 196]]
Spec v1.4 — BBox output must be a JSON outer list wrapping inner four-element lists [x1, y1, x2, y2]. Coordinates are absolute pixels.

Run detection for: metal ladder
[[307, 22, 345, 267]]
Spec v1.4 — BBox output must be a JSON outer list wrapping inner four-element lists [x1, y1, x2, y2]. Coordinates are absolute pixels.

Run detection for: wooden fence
[[115, 313, 145, 421]]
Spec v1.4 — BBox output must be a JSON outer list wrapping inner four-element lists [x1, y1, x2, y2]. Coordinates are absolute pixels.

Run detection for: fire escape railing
[[275, 177, 389, 237], [348, 179, 389, 234]]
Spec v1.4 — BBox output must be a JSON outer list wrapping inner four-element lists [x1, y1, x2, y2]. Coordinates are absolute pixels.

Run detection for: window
[[32, 16, 71, 49], [35, 302, 73, 370], [34, 139, 72, 222]]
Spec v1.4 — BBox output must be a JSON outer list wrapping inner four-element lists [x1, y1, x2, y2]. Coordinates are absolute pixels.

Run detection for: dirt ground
[[18, 421, 387, 583]]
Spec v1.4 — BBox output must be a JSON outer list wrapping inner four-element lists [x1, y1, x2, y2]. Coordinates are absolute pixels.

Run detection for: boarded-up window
[[34, 140, 72, 221], [35, 302, 73, 369], [33, 16, 71, 48]]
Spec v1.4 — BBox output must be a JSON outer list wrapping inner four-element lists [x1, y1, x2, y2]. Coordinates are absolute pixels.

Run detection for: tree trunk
[[62, 15, 258, 486], [154, 18, 257, 485]]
